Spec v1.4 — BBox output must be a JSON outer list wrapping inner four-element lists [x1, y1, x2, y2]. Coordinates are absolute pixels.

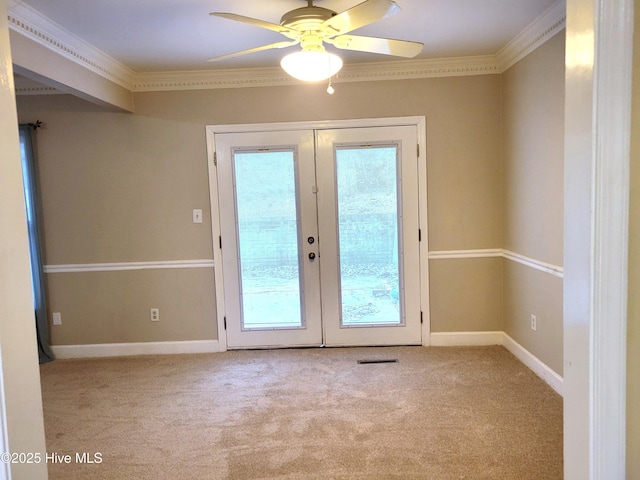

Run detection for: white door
[[214, 125, 422, 349], [215, 130, 322, 348], [316, 126, 422, 346]]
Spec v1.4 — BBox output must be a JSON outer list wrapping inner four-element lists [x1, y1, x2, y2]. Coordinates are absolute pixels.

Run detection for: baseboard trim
[[430, 331, 563, 396], [430, 331, 505, 346], [51, 340, 221, 359], [501, 333, 564, 396]]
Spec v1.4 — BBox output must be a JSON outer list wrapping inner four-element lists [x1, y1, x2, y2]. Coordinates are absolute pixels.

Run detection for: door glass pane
[[335, 146, 403, 326], [233, 150, 303, 329]]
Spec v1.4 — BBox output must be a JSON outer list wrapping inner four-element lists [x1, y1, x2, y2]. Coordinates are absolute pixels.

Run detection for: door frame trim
[[205, 116, 429, 352]]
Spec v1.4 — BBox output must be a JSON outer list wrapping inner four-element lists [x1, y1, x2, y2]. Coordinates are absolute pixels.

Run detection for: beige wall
[[17, 74, 503, 346], [503, 32, 565, 266], [503, 261, 563, 373], [627, 4, 640, 476], [501, 32, 565, 374], [429, 258, 503, 332], [17, 94, 218, 345], [47, 269, 216, 345], [22, 96, 214, 265], [0, 0, 48, 476]]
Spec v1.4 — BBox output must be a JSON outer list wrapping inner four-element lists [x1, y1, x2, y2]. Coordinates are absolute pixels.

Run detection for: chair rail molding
[[43, 259, 214, 274], [428, 249, 564, 278]]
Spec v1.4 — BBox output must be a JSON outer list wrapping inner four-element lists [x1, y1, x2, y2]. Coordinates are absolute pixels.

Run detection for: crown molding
[[334, 55, 499, 82], [14, 87, 59, 95], [133, 55, 500, 92], [133, 66, 298, 92], [14, 73, 61, 95], [496, 0, 566, 72], [7, 1, 135, 90]]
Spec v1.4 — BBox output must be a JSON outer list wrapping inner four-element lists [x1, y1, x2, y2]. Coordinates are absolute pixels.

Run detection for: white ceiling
[[15, 0, 559, 73]]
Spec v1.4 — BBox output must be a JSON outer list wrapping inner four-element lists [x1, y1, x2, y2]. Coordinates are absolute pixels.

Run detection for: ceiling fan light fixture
[[280, 50, 343, 82]]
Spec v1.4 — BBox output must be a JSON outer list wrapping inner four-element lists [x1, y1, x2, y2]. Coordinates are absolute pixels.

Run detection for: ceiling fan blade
[[328, 35, 423, 58], [321, 0, 401, 36], [210, 12, 299, 39], [207, 40, 300, 62]]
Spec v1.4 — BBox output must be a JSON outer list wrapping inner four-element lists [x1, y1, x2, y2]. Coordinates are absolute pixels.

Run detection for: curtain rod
[[21, 120, 43, 130], [28, 120, 43, 130]]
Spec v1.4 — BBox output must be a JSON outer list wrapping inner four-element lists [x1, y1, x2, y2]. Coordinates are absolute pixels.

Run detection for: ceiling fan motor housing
[[280, 6, 337, 30], [279, 5, 339, 52]]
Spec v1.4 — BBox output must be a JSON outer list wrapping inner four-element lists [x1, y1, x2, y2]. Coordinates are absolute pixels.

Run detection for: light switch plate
[[193, 209, 203, 224]]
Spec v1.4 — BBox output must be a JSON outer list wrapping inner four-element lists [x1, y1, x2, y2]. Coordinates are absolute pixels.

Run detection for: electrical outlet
[[150, 308, 160, 322], [52, 312, 62, 326], [530, 314, 537, 331]]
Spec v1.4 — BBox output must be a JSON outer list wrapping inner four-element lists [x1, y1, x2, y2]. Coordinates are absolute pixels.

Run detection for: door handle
[[308, 252, 316, 261]]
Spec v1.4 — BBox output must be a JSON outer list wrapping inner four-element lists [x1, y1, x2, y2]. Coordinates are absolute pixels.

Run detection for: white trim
[[14, 86, 60, 95], [496, 0, 566, 71], [0, 347, 10, 480], [206, 128, 228, 353], [51, 340, 221, 359], [563, 0, 632, 477], [13, 75, 61, 95], [430, 331, 504, 346], [501, 249, 564, 278], [43, 259, 214, 274], [502, 333, 564, 396], [428, 248, 564, 278], [418, 119, 431, 347], [590, 0, 632, 476], [430, 331, 563, 397], [335, 56, 499, 81], [133, 56, 500, 92], [208, 116, 428, 135], [134, 67, 294, 92], [42, 250, 563, 277], [428, 249, 502, 259], [7, 1, 135, 89]]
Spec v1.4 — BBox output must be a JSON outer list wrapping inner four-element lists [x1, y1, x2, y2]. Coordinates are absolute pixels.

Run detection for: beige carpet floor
[[40, 346, 563, 479]]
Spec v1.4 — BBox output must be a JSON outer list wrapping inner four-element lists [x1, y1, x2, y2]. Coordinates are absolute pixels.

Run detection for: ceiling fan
[[208, 0, 423, 82]]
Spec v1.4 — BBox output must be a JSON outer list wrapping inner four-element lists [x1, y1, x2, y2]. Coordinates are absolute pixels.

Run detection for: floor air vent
[[357, 359, 399, 364]]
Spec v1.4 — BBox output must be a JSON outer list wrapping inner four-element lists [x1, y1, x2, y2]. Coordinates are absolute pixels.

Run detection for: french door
[[212, 123, 423, 349]]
